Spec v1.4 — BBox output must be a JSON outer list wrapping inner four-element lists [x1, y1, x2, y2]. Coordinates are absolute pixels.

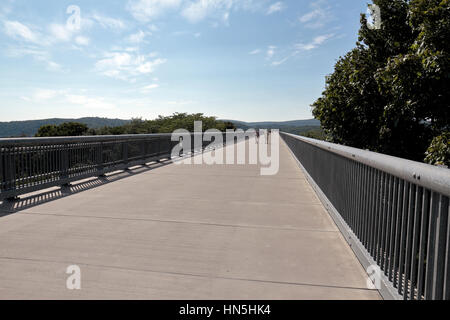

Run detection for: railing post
[[431, 195, 449, 300], [156, 137, 161, 162], [97, 142, 105, 177], [2, 147, 17, 199], [123, 140, 129, 168], [142, 139, 147, 162], [60, 144, 70, 186], [0, 148, 4, 194]]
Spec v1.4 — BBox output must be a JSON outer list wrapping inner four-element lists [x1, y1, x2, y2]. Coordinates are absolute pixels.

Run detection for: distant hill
[[0, 117, 130, 137], [0, 117, 322, 138], [222, 119, 322, 137]]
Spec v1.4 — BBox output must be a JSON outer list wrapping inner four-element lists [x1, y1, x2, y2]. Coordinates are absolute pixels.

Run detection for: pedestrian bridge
[[0, 133, 449, 300]]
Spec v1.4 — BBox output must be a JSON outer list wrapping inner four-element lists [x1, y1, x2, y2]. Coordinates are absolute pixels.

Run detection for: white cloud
[[182, 0, 233, 23], [141, 83, 160, 93], [137, 58, 166, 73], [295, 34, 334, 51], [249, 49, 261, 55], [65, 94, 116, 110], [127, 0, 182, 22], [266, 2, 285, 15], [34, 89, 59, 100], [223, 11, 230, 25], [22, 89, 118, 111], [166, 100, 195, 105], [144, 83, 159, 90], [4, 17, 94, 48], [6, 46, 63, 71], [46, 61, 63, 71], [75, 36, 90, 46], [0, 0, 14, 18], [299, 10, 321, 23], [90, 14, 126, 29], [3, 20, 40, 44], [22, 89, 67, 102], [148, 24, 159, 32], [49, 23, 72, 42], [2, 12, 128, 75], [95, 51, 167, 81], [172, 30, 202, 38], [266, 45, 276, 59], [127, 30, 147, 43], [271, 56, 288, 66], [182, 1, 211, 23], [127, 0, 262, 25], [299, 0, 332, 29]]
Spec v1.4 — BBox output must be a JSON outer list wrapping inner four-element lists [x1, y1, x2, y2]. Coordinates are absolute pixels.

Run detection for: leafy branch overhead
[[312, 0, 449, 165]]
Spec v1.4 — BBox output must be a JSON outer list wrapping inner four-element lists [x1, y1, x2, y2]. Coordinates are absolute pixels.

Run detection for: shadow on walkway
[[0, 144, 232, 217], [0, 159, 174, 217]]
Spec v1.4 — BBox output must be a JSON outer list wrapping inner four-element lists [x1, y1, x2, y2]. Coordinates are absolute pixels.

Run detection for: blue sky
[[0, 0, 371, 122]]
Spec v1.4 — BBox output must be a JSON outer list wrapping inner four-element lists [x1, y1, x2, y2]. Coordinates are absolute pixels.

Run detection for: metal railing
[[281, 132, 450, 300], [0, 133, 227, 201]]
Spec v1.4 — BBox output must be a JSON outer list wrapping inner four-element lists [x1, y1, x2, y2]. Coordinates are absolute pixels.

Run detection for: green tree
[[35, 122, 88, 137], [35, 124, 59, 137], [312, 0, 449, 163], [425, 132, 450, 167], [80, 113, 235, 136]]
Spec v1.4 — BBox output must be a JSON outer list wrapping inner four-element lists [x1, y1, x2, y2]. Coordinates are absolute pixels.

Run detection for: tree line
[[35, 113, 236, 137]]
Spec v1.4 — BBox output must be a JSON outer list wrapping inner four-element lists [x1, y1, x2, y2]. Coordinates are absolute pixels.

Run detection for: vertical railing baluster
[[367, 168, 375, 254], [393, 179, 405, 289], [409, 186, 423, 299], [363, 165, 369, 241], [61, 143, 69, 184], [123, 140, 128, 168], [398, 181, 410, 295], [388, 177, 399, 281], [379, 172, 389, 267], [431, 194, 449, 300], [403, 184, 416, 299], [424, 192, 440, 299], [416, 189, 430, 300], [371, 170, 381, 258], [383, 175, 393, 274], [443, 197, 450, 300]]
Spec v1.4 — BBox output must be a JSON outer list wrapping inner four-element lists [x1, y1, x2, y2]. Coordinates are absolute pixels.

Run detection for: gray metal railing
[[281, 132, 450, 300], [0, 133, 227, 201]]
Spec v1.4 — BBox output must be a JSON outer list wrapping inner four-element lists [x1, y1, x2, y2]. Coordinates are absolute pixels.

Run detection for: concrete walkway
[[0, 139, 380, 299]]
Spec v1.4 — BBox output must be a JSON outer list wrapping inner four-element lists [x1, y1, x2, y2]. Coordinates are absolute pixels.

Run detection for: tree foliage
[[87, 113, 235, 135], [312, 0, 449, 163], [425, 132, 450, 167], [35, 122, 89, 137], [35, 113, 235, 137]]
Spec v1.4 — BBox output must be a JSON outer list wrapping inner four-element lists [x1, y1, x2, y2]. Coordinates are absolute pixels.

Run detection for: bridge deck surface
[[0, 139, 380, 299]]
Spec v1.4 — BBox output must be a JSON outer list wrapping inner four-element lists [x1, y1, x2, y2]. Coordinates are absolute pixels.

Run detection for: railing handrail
[[0, 133, 204, 145], [282, 132, 450, 197], [281, 131, 450, 300], [0, 132, 239, 201]]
